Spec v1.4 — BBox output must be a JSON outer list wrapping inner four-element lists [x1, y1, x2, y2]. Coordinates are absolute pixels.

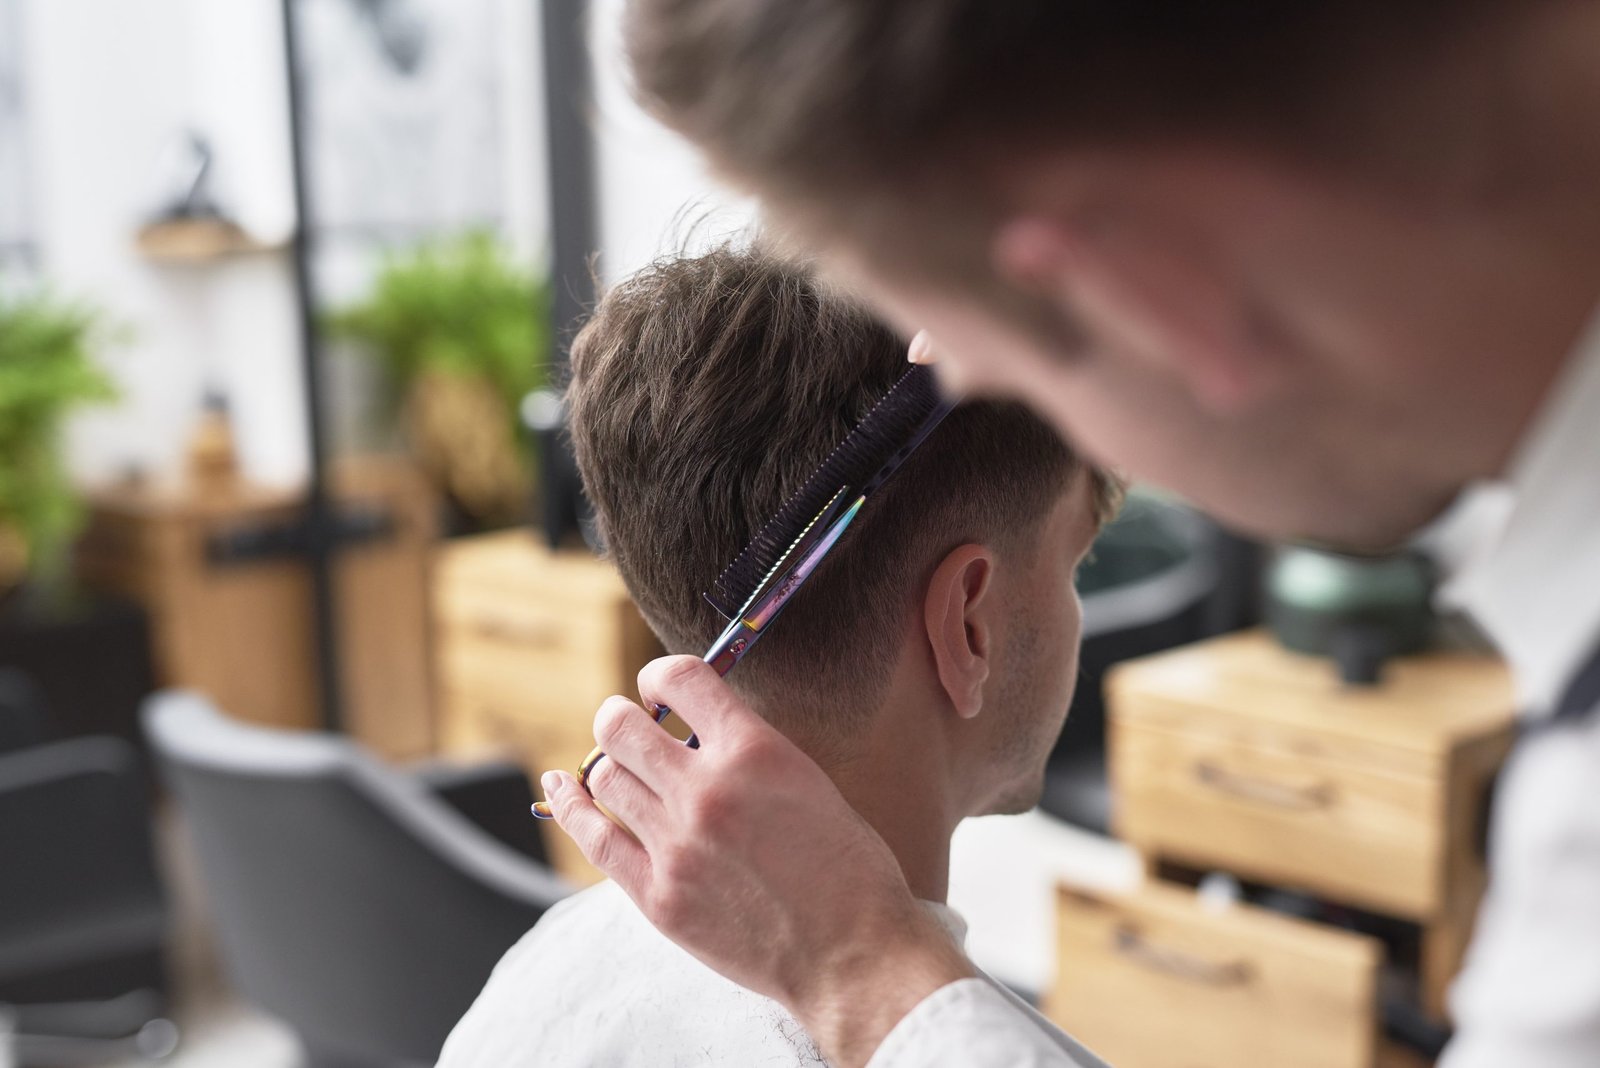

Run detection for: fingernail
[[907, 331, 934, 364], [541, 771, 561, 797]]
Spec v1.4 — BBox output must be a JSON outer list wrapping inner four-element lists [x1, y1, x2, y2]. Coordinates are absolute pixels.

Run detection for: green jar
[[1266, 545, 1435, 684]]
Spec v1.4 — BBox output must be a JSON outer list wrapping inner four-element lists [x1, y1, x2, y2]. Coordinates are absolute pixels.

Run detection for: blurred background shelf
[[134, 219, 288, 265], [75, 456, 438, 762]]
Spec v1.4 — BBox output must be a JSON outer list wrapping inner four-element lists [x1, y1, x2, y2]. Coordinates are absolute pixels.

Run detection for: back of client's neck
[[789, 696, 961, 905]]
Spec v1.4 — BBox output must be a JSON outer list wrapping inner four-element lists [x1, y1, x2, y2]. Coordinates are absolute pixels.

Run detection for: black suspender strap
[[1551, 630, 1600, 725], [1475, 629, 1600, 862]]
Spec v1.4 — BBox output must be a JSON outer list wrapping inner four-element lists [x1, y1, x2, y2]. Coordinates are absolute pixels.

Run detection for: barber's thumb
[[908, 330, 939, 365]]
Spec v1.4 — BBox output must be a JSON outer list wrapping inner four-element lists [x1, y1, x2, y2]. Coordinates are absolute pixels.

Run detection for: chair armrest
[[408, 759, 551, 868], [349, 756, 575, 909], [0, 738, 166, 947], [0, 669, 50, 754]]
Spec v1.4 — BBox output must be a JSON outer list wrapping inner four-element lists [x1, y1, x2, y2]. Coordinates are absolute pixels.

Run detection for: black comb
[[704, 364, 953, 620]]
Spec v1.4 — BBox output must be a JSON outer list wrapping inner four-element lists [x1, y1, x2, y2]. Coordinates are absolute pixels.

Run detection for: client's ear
[[923, 545, 995, 719]]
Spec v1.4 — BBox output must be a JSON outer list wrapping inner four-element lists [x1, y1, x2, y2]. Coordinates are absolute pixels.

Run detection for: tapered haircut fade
[[566, 246, 1114, 741]]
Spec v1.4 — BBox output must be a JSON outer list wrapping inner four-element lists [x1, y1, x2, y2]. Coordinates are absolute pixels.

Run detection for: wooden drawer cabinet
[[1107, 631, 1514, 1018], [1047, 880, 1381, 1068], [434, 532, 665, 884], [1114, 718, 1443, 917], [438, 602, 619, 724], [77, 458, 438, 760]]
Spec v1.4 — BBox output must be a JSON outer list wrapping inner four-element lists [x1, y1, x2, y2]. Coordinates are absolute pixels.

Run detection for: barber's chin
[[1286, 490, 1464, 555]]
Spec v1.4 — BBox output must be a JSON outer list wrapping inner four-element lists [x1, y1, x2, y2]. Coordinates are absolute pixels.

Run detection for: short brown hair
[[567, 246, 1113, 742], [625, 0, 1513, 348]]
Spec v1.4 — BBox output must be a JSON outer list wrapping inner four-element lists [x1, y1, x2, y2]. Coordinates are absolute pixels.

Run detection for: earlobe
[[992, 213, 1283, 415], [924, 545, 995, 720]]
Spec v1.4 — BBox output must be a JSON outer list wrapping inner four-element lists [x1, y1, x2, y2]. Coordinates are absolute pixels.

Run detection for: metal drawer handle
[[1194, 760, 1335, 811], [1114, 925, 1254, 987]]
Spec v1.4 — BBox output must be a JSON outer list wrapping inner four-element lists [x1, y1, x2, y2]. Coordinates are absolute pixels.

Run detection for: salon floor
[[122, 807, 1135, 1067], [107, 807, 301, 1068]]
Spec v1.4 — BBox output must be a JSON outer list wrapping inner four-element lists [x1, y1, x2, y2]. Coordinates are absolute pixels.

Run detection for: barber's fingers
[[584, 752, 668, 840], [592, 693, 692, 796], [906, 330, 970, 400], [907, 330, 939, 365], [543, 771, 651, 892], [636, 655, 772, 748]]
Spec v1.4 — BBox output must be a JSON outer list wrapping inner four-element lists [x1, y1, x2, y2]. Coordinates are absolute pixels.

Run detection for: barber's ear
[[992, 212, 1282, 414], [924, 545, 995, 719]]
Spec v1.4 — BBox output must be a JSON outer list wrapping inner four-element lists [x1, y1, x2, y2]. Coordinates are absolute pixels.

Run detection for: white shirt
[[867, 315, 1600, 1068], [437, 879, 1108, 1067], [1433, 311, 1600, 1067]]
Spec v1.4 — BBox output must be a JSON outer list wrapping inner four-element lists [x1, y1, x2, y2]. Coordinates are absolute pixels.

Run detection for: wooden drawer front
[[439, 597, 627, 715], [1114, 719, 1443, 917], [439, 583, 590, 664], [452, 685, 595, 775], [1048, 881, 1379, 1068]]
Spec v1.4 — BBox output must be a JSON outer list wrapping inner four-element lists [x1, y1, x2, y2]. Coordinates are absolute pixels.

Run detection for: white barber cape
[[437, 879, 1108, 1067]]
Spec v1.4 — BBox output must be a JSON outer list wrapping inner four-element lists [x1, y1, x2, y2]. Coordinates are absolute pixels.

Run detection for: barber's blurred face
[[821, 149, 1556, 551], [863, 279, 1447, 549]]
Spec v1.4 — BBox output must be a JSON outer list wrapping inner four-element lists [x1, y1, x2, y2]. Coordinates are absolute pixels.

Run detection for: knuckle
[[650, 851, 703, 927], [650, 882, 690, 931], [547, 779, 576, 821], [593, 696, 638, 746], [586, 828, 624, 873], [584, 757, 618, 798], [688, 781, 737, 837], [642, 655, 704, 700], [724, 729, 785, 781], [589, 761, 640, 813], [657, 842, 702, 886]]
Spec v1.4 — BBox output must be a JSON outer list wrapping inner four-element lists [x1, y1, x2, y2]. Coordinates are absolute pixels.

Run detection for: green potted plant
[[327, 231, 550, 528], [0, 291, 117, 596]]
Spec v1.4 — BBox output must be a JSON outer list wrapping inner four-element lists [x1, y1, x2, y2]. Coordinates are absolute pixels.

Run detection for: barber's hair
[[625, 0, 1513, 346], [566, 246, 1116, 743]]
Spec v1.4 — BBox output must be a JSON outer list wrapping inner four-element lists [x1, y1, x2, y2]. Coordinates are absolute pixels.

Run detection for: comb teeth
[[705, 364, 949, 619]]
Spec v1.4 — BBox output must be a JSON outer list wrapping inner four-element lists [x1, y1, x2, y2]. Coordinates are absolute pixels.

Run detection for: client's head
[[567, 245, 1117, 819]]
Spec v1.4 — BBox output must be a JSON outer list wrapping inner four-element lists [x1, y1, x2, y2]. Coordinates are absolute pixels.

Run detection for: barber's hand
[[909, 328, 977, 405], [908, 329, 940, 366], [544, 655, 975, 1067]]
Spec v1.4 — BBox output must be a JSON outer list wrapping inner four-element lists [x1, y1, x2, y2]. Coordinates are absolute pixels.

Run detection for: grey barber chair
[[0, 669, 175, 1065], [143, 693, 572, 1068]]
